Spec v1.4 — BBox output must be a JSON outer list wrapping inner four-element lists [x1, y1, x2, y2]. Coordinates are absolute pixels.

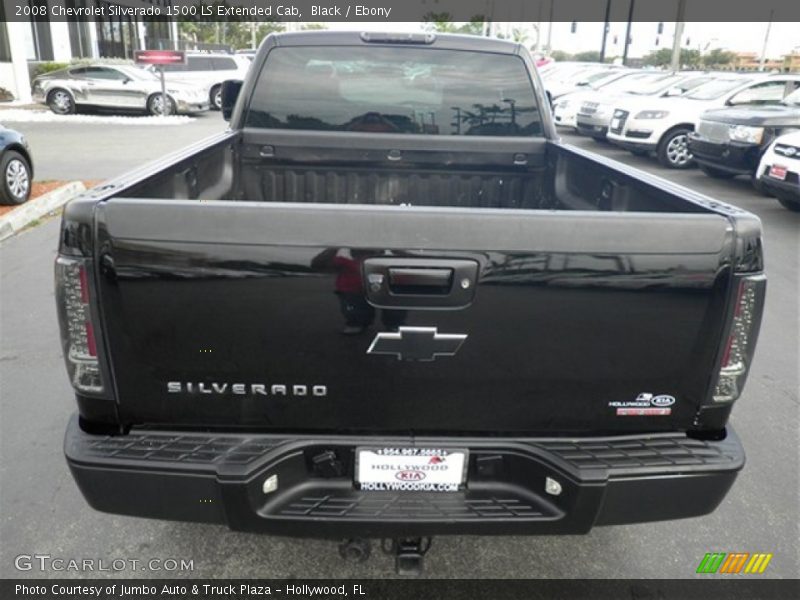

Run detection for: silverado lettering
[[56, 31, 765, 573], [166, 382, 327, 396]]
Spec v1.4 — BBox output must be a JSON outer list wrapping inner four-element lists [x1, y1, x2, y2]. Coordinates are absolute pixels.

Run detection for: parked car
[[32, 64, 210, 116], [236, 49, 257, 62], [756, 130, 800, 211], [57, 31, 766, 575], [553, 69, 692, 129], [606, 74, 800, 168], [540, 61, 623, 105], [156, 53, 251, 110], [574, 72, 718, 140], [688, 85, 800, 185], [553, 69, 646, 129], [546, 67, 628, 104], [0, 124, 33, 205]]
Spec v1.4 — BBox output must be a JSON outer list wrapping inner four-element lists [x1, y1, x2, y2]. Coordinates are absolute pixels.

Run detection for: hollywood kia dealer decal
[[357, 449, 467, 492]]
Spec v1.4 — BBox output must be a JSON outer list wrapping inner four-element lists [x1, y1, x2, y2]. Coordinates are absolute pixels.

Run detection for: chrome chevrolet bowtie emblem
[[367, 327, 467, 362]]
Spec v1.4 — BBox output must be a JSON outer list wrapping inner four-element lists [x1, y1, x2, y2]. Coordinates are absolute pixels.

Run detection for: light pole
[[600, 0, 612, 63], [758, 10, 774, 71], [622, 0, 635, 66], [546, 0, 554, 53], [670, 0, 687, 72]]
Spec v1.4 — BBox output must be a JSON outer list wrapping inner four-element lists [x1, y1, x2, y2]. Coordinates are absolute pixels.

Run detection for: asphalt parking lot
[[0, 115, 797, 579]]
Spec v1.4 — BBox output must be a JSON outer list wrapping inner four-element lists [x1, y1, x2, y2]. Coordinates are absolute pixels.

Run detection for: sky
[[325, 22, 800, 59]]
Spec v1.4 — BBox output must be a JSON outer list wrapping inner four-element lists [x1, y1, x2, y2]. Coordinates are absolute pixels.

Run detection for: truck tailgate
[[95, 200, 734, 434]]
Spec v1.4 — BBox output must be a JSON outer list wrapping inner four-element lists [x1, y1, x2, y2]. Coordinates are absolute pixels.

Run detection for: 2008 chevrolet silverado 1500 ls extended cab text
[[57, 32, 766, 572]]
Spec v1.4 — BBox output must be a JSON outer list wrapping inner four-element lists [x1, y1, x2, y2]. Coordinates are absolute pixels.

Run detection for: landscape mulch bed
[[0, 180, 101, 218]]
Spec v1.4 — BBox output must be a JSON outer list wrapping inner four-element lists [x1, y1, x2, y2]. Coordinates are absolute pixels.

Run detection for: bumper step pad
[[64, 415, 745, 536]]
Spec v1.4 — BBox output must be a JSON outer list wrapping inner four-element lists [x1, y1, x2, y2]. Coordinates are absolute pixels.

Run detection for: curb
[[0, 181, 85, 242]]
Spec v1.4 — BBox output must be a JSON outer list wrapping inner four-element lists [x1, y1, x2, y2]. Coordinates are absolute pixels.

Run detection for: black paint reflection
[[311, 248, 407, 335]]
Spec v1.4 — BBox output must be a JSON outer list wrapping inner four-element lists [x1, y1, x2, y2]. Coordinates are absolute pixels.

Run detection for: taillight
[[711, 274, 766, 403], [55, 256, 104, 394]]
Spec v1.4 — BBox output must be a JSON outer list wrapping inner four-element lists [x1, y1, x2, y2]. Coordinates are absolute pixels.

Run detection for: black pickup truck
[[57, 32, 766, 572]]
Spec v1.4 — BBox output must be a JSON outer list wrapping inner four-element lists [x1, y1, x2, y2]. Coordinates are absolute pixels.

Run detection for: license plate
[[611, 118, 621, 130], [769, 165, 788, 180], [356, 448, 467, 492]]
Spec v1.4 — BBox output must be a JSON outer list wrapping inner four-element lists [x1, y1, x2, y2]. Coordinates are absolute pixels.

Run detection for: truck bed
[[119, 129, 714, 214], [77, 129, 747, 435]]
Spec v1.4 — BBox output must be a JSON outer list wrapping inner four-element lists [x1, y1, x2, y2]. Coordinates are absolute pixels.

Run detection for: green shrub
[[32, 62, 70, 78]]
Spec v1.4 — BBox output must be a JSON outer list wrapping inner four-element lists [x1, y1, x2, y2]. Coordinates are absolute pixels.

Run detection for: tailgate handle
[[363, 258, 479, 310], [388, 267, 452, 294]]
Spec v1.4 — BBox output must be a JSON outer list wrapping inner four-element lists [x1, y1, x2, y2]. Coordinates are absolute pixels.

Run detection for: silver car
[[31, 64, 210, 116], [154, 53, 251, 110]]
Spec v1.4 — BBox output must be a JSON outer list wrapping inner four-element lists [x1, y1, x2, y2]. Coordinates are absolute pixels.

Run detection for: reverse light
[[634, 110, 669, 119], [55, 256, 104, 394], [712, 275, 766, 403], [729, 125, 764, 144]]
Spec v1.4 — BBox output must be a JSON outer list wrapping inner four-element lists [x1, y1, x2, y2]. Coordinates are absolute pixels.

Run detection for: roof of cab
[[268, 30, 523, 55]]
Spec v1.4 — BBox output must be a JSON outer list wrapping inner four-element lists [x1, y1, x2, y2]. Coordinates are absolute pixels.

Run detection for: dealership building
[[0, 0, 178, 102]]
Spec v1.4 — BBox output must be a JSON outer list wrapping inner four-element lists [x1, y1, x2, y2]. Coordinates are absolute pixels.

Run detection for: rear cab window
[[245, 46, 543, 136], [161, 63, 186, 72], [187, 56, 213, 71], [211, 57, 238, 71]]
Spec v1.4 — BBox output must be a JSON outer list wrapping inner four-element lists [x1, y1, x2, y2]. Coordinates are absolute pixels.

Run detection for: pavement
[[0, 109, 195, 126], [0, 118, 797, 579], [5, 110, 225, 181]]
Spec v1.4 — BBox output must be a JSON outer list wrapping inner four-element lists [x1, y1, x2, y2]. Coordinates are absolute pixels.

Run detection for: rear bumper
[[64, 414, 745, 537]]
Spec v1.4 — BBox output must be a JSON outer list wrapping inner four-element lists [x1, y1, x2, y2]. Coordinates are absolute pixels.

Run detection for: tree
[[422, 13, 461, 33], [642, 48, 673, 67], [178, 21, 284, 50], [642, 47, 708, 69], [178, 22, 218, 45], [550, 50, 572, 61], [573, 51, 602, 62], [422, 13, 486, 36], [704, 48, 735, 68], [681, 49, 703, 68], [510, 27, 529, 43], [301, 23, 327, 30], [460, 18, 487, 36]]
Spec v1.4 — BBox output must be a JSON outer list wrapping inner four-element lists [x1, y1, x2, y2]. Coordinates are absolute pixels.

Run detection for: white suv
[[757, 130, 800, 212], [158, 53, 251, 110], [574, 72, 718, 140], [606, 74, 800, 168]]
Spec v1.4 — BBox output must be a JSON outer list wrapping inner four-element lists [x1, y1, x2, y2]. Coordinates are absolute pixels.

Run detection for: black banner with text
[[2, 0, 800, 23], [4, 579, 800, 600]]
